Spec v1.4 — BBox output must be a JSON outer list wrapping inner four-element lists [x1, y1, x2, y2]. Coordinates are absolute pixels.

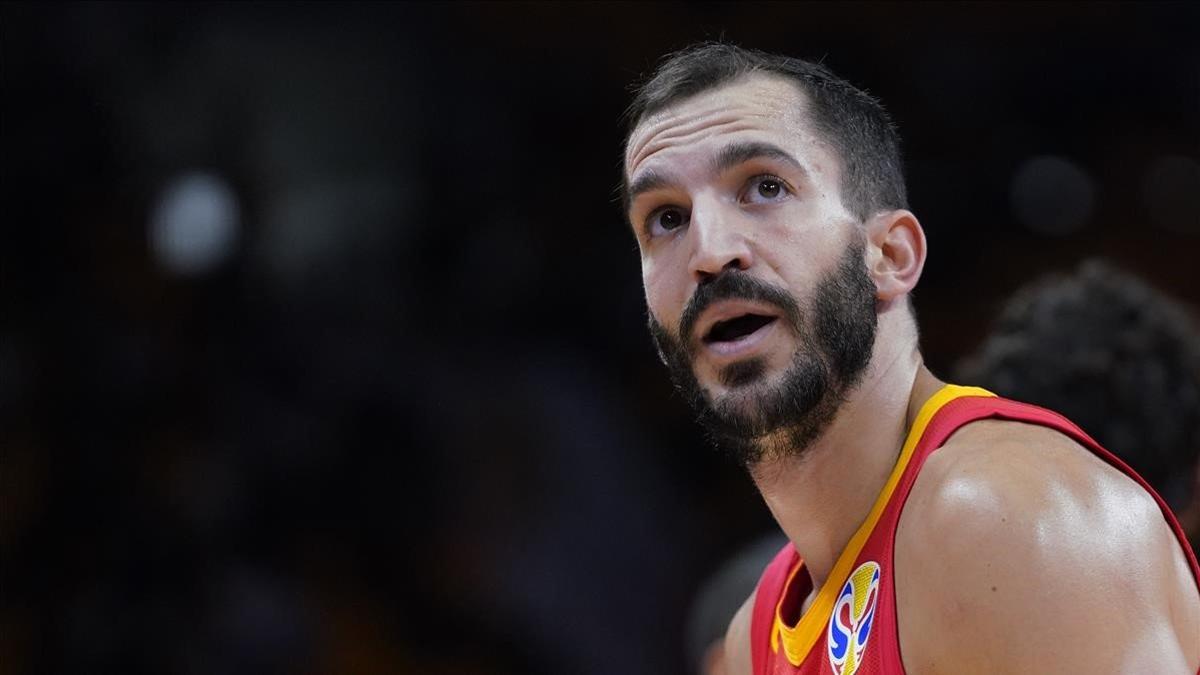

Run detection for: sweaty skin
[[625, 74, 1200, 674], [896, 420, 1200, 674], [628, 77, 853, 411]]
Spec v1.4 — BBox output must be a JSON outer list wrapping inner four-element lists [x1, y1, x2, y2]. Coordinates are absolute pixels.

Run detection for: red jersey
[[749, 385, 1200, 675]]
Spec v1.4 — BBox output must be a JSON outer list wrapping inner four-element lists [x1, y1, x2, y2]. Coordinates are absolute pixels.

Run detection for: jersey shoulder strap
[[917, 395, 1200, 583]]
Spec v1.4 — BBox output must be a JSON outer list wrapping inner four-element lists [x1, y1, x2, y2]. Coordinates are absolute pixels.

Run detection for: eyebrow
[[711, 141, 804, 176], [624, 141, 805, 212], [625, 169, 674, 211]]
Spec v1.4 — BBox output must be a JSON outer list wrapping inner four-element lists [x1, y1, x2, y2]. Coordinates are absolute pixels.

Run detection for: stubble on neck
[[750, 322, 937, 588]]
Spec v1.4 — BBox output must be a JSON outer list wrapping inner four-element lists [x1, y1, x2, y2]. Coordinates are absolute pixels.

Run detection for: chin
[[717, 357, 770, 389], [707, 370, 783, 413]]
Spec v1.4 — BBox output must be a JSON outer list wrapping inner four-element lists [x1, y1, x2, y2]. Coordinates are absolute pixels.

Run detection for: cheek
[[763, 216, 849, 289], [641, 257, 686, 325]]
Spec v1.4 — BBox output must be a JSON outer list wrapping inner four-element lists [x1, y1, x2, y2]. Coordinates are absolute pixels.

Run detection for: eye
[[742, 175, 791, 205], [646, 206, 689, 236], [757, 179, 781, 199]]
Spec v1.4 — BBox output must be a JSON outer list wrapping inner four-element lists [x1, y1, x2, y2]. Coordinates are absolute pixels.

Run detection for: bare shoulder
[[895, 419, 1200, 675], [723, 590, 755, 675]]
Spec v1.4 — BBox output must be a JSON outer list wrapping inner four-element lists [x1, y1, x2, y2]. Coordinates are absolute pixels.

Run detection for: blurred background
[[2, 2, 1198, 674]]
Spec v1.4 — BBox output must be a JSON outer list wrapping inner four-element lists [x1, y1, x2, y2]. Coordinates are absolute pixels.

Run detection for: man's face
[[624, 74, 878, 466]]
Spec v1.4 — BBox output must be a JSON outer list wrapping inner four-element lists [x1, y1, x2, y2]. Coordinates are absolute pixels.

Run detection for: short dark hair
[[956, 260, 1200, 511], [623, 42, 908, 223]]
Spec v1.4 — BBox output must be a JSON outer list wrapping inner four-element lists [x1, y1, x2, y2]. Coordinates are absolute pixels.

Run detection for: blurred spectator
[[685, 532, 787, 675], [956, 259, 1200, 549]]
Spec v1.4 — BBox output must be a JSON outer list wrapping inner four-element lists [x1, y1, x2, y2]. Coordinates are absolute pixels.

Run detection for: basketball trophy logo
[[827, 560, 881, 675]]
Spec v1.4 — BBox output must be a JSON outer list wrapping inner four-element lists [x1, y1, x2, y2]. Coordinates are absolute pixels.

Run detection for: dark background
[[2, 2, 1198, 674]]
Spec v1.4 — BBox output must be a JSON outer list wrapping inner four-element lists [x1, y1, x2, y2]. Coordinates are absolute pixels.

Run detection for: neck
[[750, 326, 944, 591]]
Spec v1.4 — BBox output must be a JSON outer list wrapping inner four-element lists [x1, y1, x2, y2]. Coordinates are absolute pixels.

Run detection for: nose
[[688, 202, 754, 284]]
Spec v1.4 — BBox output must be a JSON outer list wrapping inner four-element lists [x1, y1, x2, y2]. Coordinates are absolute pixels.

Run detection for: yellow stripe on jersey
[[772, 384, 996, 666]]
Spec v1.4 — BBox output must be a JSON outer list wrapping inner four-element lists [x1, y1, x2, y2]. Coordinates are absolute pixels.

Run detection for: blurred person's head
[[621, 43, 925, 468], [957, 260, 1200, 525]]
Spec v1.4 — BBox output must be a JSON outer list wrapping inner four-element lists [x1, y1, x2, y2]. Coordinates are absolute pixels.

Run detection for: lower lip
[[703, 318, 779, 360]]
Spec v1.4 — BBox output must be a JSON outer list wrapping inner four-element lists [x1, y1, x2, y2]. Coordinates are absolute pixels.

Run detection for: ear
[[864, 210, 926, 302]]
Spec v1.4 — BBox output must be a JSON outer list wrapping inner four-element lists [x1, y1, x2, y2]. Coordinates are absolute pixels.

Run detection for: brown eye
[[649, 207, 687, 235], [757, 179, 781, 199], [743, 175, 790, 205]]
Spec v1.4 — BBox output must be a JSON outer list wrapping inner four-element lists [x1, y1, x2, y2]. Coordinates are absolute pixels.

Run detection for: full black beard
[[648, 238, 878, 468]]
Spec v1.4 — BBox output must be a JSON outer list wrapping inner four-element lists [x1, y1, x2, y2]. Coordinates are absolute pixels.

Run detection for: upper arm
[[896, 422, 1200, 675], [723, 591, 755, 675]]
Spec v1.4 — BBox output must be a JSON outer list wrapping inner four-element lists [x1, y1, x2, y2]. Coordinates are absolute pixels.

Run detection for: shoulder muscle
[[896, 420, 1199, 674]]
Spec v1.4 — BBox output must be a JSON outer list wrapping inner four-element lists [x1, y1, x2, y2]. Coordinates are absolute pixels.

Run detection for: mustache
[[678, 271, 803, 347]]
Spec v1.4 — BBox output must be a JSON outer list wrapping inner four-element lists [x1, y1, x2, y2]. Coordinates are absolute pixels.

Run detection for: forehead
[[625, 73, 825, 180]]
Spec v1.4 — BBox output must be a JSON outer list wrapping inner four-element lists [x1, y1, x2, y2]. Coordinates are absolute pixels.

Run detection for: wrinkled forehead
[[624, 73, 820, 179]]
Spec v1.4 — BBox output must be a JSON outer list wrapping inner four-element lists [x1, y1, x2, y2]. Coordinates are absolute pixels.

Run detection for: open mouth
[[703, 313, 778, 344]]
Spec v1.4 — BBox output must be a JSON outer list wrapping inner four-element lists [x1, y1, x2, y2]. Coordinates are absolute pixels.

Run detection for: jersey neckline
[[770, 383, 996, 666]]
